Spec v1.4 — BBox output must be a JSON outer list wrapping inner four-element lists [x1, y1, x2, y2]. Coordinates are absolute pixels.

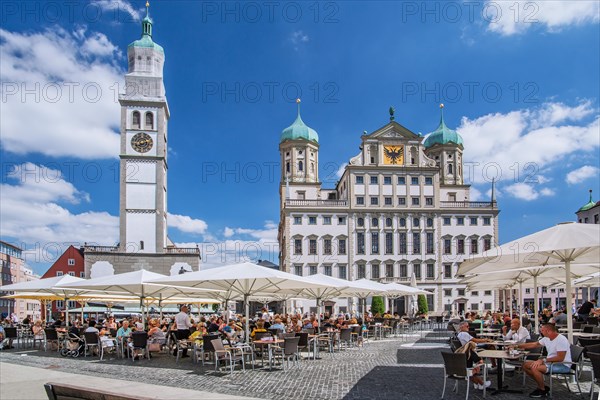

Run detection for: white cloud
[[289, 30, 309, 51], [0, 27, 123, 159], [504, 182, 555, 201], [336, 162, 348, 179], [223, 227, 235, 238], [0, 163, 119, 249], [221, 221, 278, 242], [470, 186, 484, 201], [168, 213, 208, 235], [96, 0, 141, 21], [486, 0, 600, 36], [566, 165, 600, 184], [459, 101, 599, 200]]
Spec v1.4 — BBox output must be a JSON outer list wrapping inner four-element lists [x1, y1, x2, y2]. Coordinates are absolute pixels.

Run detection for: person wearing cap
[[270, 318, 285, 331]]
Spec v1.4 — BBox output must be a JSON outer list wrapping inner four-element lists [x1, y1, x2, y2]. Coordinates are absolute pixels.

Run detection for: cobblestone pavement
[[0, 332, 595, 400]]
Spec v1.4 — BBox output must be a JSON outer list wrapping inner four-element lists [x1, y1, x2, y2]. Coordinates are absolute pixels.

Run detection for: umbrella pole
[[565, 260, 573, 344], [509, 289, 513, 319], [519, 281, 523, 326], [140, 286, 145, 327], [81, 302, 85, 324], [534, 275, 539, 332], [65, 296, 69, 328], [317, 297, 321, 327], [244, 294, 250, 343]]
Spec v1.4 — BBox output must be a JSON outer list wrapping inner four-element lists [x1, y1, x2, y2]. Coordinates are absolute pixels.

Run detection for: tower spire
[[491, 178, 496, 204], [296, 98, 301, 118], [589, 189, 593, 203], [439, 103, 445, 126], [142, 1, 153, 37]]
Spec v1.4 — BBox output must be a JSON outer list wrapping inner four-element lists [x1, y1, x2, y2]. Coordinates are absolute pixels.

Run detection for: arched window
[[357, 218, 364, 227], [298, 161, 304, 172], [448, 164, 453, 175], [399, 218, 406, 227], [371, 218, 378, 227], [132, 111, 140, 129], [286, 162, 290, 173], [385, 218, 393, 227], [145, 112, 154, 130]]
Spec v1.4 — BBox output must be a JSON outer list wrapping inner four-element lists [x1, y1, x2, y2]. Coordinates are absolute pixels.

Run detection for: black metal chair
[[199, 333, 220, 365], [4, 327, 18, 349], [296, 331, 309, 357], [338, 328, 352, 350], [583, 325, 596, 333], [588, 352, 600, 400], [272, 336, 300, 370], [83, 332, 101, 358], [450, 339, 463, 352], [547, 344, 584, 398], [440, 351, 479, 400], [130, 331, 148, 361], [43, 328, 60, 352]]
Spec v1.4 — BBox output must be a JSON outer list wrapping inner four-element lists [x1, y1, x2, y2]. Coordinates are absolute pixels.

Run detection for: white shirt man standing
[[174, 305, 192, 357], [502, 318, 530, 343]]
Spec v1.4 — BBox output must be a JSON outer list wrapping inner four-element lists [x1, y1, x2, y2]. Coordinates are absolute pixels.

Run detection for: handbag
[[148, 343, 161, 352]]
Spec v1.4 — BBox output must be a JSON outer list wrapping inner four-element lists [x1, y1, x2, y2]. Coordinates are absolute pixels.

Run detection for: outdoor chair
[[586, 317, 598, 326], [211, 338, 245, 374], [272, 336, 300, 371], [547, 344, 584, 398], [43, 328, 60, 352], [529, 333, 540, 341], [338, 328, 352, 350], [588, 352, 600, 400], [83, 332, 101, 359], [593, 327, 600, 334], [269, 328, 283, 336], [252, 332, 271, 366], [130, 331, 149, 361], [578, 337, 600, 351], [199, 333, 220, 365], [278, 332, 296, 339], [450, 339, 463, 352], [170, 332, 189, 363], [4, 327, 18, 349], [583, 325, 596, 333], [304, 327, 315, 335], [295, 332, 309, 357], [32, 328, 45, 349], [440, 351, 483, 400]]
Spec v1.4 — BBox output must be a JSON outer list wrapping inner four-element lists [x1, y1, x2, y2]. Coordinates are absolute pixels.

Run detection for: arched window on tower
[[448, 164, 453, 175], [132, 111, 140, 129], [145, 112, 154, 130], [310, 162, 315, 174], [286, 162, 290, 174], [298, 161, 304, 172]]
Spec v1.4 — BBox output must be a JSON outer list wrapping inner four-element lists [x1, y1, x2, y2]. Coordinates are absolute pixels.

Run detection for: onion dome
[[423, 104, 463, 148], [280, 99, 319, 143]]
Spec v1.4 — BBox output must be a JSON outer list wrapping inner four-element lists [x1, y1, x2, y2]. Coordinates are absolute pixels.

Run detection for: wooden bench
[[44, 382, 155, 400]]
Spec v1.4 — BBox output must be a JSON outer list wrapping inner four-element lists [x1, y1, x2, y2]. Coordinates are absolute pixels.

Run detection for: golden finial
[[146, 1, 150, 7], [440, 103, 444, 109], [296, 98, 301, 104]]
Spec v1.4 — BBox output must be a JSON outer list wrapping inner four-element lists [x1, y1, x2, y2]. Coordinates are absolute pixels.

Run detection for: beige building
[[0, 241, 41, 321]]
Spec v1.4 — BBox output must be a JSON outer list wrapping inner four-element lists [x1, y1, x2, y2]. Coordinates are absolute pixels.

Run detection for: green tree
[[371, 296, 385, 315], [417, 294, 429, 315], [212, 303, 219, 312]]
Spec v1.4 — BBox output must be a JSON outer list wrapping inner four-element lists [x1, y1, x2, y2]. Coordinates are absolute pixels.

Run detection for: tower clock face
[[131, 132, 153, 153], [383, 145, 404, 165]]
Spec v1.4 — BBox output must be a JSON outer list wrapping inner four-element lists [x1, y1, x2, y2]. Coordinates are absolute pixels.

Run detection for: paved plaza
[[0, 330, 594, 400]]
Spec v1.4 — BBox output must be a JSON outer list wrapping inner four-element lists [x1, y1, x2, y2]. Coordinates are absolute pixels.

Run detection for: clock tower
[[118, 2, 168, 254]]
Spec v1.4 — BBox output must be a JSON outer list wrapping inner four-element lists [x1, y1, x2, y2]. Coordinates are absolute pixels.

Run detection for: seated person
[[269, 318, 285, 332], [335, 316, 347, 330], [222, 321, 241, 345], [302, 319, 313, 330], [516, 323, 572, 398], [457, 321, 497, 368], [147, 319, 166, 345], [85, 320, 114, 351], [116, 320, 132, 338], [501, 318, 530, 343], [250, 320, 267, 339], [32, 320, 45, 341], [207, 317, 220, 333], [455, 341, 491, 390], [105, 317, 117, 330]]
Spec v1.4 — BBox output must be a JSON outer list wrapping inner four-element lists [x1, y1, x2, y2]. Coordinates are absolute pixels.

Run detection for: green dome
[[578, 191, 597, 212], [280, 111, 319, 143], [128, 3, 163, 53], [423, 108, 463, 148]]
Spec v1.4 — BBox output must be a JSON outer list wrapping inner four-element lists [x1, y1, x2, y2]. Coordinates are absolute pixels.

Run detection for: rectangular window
[[371, 264, 380, 279], [80, 272, 85, 278], [444, 264, 452, 279], [425, 197, 433, 206], [384, 197, 392, 205], [426, 263, 434, 279], [398, 176, 406, 185], [398, 197, 406, 206], [68, 258, 75, 266], [471, 238, 478, 254], [399, 233, 407, 254], [457, 217, 464, 225], [525, 288, 531, 294], [370, 197, 379, 205], [357, 264, 366, 279], [385, 232, 393, 254], [293, 216, 302, 225], [338, 216, 346, 225], [309, 239, 317, 255], [309, 216, 317, 225], [356, 196, 364, 205], [370, 176, 378, 184], [357, 233, 365, 254], [309, 265, 317, 275], [444, 239, 451, 254], [412, 232, 421, 254], [356, 176, 364, 184], [458, 289, 465, 296], [457, 238, 465, 254], [323, 216, 332, 225], [413, 263, 421, 279], [426, 232, 434, 254], [470, 217, 478, 225], [324, 265, 332, 276], [56, 271, 64, 276], [471, 291, 479, 296], [383, 176, 392, 185], [399, 264, 407, 278], [338, 265, 347, 280], [56, 300, 64, 309], [294, 265, 303, 276], [371, 232, 379, 254], [411, 177, 419, 185], [412, 197, 420, 206], [484, 290, 492, 296], [484, 303, 492, 310], [471, 303, 479, 311], [484, 238, 491, 251], [324, 239, 332, 255], [338, 238, 347, 255], [483, 217, 491, 226], [294, 239, 302, 255], [443, 217, 451, 225], [444, 289, 452, 296], [67, 271, 75, 276], [427, 294, 434, 312], [425, 177, 433, 185], [386, 263, 394, 277]]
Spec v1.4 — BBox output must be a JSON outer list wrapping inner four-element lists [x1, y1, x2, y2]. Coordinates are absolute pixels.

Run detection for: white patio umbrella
[[0, 275, 90, 326], [148, 262, 332, 342], [458, 222, 600, 343], [382, 282, 429, 315], [350, 279, 389, 316], [59, 269, 217, 324]]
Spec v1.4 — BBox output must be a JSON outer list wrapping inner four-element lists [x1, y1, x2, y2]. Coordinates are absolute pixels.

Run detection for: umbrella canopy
[[572, 272, 600, 288], [458, 222, 600, 344], [149, 262, 332, 341], [0, 275, 85, 295], [383, 282, 429, 297]]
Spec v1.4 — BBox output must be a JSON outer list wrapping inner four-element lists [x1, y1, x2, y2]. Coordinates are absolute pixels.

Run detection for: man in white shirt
[[457, 321, 497, 368], [174, 305, 192, 357], [502, 318, 530, 343], [517, 323, 572, 398]]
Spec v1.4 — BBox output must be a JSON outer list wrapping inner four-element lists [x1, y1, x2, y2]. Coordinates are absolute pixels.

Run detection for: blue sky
[[1, 1, 599, 275]]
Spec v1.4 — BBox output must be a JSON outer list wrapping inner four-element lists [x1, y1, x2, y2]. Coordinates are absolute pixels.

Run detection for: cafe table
[[252, 338, 284, 370], [477, 349, 525, 396]]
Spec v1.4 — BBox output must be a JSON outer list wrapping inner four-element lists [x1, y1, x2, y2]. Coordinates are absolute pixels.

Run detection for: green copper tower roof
[[280, 99, 319, 143], [578, 190, 598, 212], [423, 104, 463, 148], [128, 2, 164, 54]]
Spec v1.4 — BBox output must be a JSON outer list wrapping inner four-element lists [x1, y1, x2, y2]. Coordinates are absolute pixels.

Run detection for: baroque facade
[[278, 104, 499, 315]]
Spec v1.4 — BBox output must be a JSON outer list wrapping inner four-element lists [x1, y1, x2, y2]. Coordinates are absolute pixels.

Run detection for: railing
[[164, 247, 200, 254], [285, 199, 348, 207], [84, 246, 119, 252], [379, 277, 410, 283], [440, 201, 496, 208]]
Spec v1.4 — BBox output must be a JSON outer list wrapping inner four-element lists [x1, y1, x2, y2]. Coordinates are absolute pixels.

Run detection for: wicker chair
[[272, 336, 300, 370]]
